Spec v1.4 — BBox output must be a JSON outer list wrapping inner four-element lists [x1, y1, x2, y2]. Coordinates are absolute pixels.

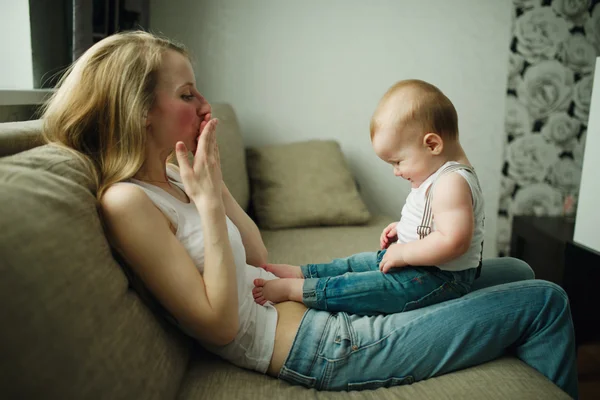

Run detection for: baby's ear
[[423, 133, 443, 155]]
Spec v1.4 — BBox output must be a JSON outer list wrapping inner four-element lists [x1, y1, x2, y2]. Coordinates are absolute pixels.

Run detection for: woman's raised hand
[[175, 118, 222, 205]]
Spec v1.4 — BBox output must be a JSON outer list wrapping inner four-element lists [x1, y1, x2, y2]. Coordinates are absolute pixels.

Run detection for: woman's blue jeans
[[280, 257, 579, 399], [301, 250, 477, 315]]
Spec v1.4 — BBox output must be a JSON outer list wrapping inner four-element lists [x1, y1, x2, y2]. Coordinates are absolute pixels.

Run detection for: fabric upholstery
[[0, 145, 192, 399], [263, 215, 391, 265], [247, 140, 371, 229], [212, 103, 251, 211], [177, 351, 569, 400], [0, 119, 45, 157]]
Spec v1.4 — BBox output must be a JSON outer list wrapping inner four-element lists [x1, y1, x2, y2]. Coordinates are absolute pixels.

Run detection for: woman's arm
[[167, 166, 267, 267], [221, 183, 268, 267], [101, 184, 239, 346]]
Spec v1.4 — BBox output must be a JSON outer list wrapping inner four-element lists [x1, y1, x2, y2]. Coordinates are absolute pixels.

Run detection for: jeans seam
[[304, 264, 318, 278], [340, 312, 357, 346], [311, 313, 334, 382], [320, 358, 335, 390], [316, 277, 330, 310]]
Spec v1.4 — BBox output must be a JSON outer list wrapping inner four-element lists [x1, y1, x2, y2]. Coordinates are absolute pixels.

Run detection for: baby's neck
[[424, 143, 470, 183], [437, 142, 469, 166]]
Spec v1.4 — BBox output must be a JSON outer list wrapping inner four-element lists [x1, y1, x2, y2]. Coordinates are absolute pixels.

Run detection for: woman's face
[[147, 50, 211, 153]]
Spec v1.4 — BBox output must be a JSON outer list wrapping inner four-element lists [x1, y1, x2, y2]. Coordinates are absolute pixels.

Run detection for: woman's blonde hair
[[41, 30, 188, 199]]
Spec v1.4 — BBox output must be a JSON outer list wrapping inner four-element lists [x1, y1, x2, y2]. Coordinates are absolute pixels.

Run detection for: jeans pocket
[[347, 375, 415, 391], [329, 313, 356, 359], [402, 281, 461, 312], [279, 366, 318, 388]]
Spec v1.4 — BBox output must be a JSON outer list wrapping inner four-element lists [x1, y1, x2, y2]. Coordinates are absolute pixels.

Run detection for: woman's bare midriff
[[266, 301, 308, 376]]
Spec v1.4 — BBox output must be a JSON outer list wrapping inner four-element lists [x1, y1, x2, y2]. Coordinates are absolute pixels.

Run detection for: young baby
[[253, 79, 485, 315]]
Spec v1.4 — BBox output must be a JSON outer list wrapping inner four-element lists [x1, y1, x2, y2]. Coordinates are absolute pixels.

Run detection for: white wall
[[0, 0, 33, 89], [151, 0, 511, 258], [574, 58, 600, 254]]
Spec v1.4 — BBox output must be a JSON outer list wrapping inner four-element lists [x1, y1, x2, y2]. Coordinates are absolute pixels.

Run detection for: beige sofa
[[0, 103, 570, 399]]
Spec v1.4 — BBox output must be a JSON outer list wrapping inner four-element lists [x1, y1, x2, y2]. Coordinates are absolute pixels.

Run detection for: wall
[[574, 57, 600, 253], [150, 0, 512, 257], [0, 0, 33, 89]]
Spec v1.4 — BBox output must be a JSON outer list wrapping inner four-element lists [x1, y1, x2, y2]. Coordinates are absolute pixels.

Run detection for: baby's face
[[372, 127, 434, 189]]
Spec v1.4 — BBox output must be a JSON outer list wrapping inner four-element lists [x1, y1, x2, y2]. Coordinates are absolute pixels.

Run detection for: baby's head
[[369, 80, 459, 187]]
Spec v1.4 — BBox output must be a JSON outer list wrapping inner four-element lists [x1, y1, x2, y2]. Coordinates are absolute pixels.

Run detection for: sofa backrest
[[0, 119, 45, 157], [211, 103, 250, 211], [0, 102, 251, 210]]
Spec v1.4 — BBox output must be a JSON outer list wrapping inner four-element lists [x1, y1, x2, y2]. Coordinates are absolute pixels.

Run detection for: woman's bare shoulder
[[101, 182, 150, 212], [101, 183, 174, 233]]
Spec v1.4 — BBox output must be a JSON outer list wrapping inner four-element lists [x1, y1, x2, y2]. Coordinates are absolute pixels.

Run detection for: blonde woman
[[42, 31, 578, 398]]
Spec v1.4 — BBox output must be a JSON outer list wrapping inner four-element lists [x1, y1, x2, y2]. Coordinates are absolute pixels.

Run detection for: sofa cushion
[[212, 103, 250, 211], [262, 214, 391, 265], [177, 351, 569, 400], [0, 145, 192, 399], [247, 140, 371, 229], [0, 119, 45, 157]]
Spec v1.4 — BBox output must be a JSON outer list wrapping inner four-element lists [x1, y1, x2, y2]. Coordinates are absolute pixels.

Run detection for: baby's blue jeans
[[301, 250, 477, 315]]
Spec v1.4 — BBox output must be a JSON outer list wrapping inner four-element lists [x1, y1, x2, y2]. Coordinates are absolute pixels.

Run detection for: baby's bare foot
[[252, 278, 303, 305], [262, 263, 303, 279]]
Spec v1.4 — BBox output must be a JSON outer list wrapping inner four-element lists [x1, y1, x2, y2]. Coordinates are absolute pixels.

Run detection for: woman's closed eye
[[181, 94, 195, 101]]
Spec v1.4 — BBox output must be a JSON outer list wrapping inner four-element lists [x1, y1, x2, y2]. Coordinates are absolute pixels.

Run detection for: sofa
[[0, 103, 570, 399]]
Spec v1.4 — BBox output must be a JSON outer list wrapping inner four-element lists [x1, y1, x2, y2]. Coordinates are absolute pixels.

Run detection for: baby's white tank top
[[396, 161, 485, 271]]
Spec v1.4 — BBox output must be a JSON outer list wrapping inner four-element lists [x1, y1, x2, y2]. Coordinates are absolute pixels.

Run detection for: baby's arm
[[380, 173, 473, 272]]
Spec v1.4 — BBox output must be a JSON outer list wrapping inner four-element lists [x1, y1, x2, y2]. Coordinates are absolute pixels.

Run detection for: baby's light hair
[[370, 79, 458, 142]]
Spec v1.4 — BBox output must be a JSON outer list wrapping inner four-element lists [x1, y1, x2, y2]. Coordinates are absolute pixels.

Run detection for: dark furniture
[[511, 215, 600, 346], [563, 241, 600, 346], [510, 215, 575, 285]]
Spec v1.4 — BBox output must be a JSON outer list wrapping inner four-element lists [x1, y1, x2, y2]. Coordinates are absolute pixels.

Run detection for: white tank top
[[396, 161, 485, 271], [124, 165, 278, 373]]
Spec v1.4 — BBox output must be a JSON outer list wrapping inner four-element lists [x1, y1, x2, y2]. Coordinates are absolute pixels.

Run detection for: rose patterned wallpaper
[[497, 0, 599, 256]]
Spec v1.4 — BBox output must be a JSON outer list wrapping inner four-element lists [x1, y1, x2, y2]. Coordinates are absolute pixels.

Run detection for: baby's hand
[[380, 222, 398, 250], [379, 243, 408, 273]]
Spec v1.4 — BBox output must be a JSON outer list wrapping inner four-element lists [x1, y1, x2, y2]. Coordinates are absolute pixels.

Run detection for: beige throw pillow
[[247, 140, 371, 229]]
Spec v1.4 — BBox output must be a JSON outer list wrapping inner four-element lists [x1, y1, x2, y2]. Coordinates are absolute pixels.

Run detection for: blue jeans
[[280, 257, 579, 399], [301, 250, 477, 315]]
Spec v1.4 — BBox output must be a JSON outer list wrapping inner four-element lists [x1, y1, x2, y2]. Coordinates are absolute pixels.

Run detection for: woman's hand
[[380, 222, 398, 250], [175, 118, 222, 204]]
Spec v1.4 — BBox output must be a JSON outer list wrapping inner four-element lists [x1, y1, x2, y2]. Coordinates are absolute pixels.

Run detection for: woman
[[41, 31, 578, 398]]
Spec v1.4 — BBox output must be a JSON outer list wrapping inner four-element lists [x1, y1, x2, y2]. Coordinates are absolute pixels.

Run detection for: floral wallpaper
[[497, 0, 599, 256]]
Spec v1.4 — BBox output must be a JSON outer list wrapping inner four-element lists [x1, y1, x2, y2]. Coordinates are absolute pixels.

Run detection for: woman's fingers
[[195, 119, 218, 158], [199, 113, 212, 134], [175, 141, 191, 170]]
